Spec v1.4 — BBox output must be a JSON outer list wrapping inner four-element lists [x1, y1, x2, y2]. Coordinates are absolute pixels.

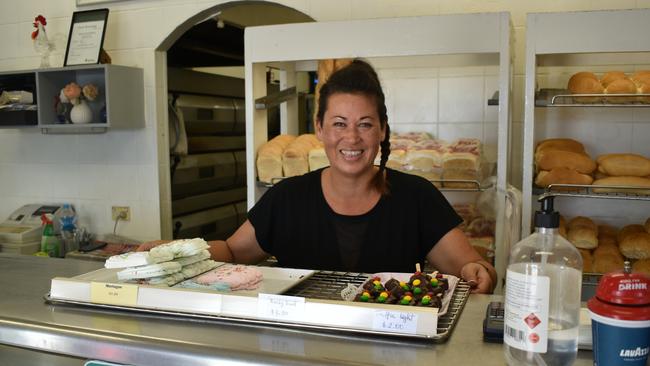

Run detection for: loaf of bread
[[597, 153, 650, 177], [632, 258, 650, 275], [568, 227, 598, 249], [308, 147, 329, 171], [405, 139, 448, 171], [592, 176, 650, 195], [594, 243, 623, 260], [637, 81, 650, 103], [600, 71, 628, 88], [283, 134, 322, 177], [598, 224, 618, 238], [256, 135, 297, 183], [619, 232, 650, 259], [598, 236, 617, 248], [593, 254, 624, 274], [568, 72, 604, 103], [535, 138, 586, 155], [605, 78, 637, 104], [645, 217, 650, 233], [568, 216, 597, 232], [535, 168, 593, 188], [579, 249, 593, 273], [631, 70, 650, 84], [536, 150, 596, 174], [617, 224, 647, 244]]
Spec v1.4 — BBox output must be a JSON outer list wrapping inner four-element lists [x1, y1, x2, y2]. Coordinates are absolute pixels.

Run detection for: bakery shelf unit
[[521, 9, 650, 236], [0, 64, 143, 133], [245, 13, 514, 292]]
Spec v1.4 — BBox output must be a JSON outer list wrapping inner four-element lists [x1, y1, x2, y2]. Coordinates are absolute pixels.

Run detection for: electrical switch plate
[[111, 206, 130, 221]]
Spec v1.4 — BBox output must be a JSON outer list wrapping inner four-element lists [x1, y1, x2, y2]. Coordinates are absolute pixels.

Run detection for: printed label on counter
[[90, 282, 138, 306], [504, 270, 550, 353], [372, 310, 418, 334]]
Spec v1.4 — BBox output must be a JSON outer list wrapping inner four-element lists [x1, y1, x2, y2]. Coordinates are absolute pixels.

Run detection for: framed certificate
[[64, 9, 109, 66]]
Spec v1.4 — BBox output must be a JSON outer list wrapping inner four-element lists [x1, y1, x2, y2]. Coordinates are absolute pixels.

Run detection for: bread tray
[[46, 270, 471, 342]]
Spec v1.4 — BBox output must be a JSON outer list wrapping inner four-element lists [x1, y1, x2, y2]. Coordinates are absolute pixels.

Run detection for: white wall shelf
[[0, 64, 144, 134], [245, 13, 514, 292], [521, 9, 650, 235]]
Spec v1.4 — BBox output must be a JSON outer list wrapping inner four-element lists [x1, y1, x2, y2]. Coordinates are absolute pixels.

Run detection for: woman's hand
[[460, 261, 495, 294], [135, 240, 170, 252]]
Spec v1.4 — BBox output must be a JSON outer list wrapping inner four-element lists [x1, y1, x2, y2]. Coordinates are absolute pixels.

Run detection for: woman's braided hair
[[316, 59, 391, 194]]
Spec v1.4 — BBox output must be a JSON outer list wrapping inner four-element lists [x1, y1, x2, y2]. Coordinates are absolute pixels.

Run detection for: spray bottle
[[40, 213, 61, 258]]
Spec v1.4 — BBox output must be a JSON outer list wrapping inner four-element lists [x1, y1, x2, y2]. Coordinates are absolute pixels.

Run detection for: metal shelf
[[534, 183, 650, 202], [258, 177, 490, 192], [535, 88, 650, 107]]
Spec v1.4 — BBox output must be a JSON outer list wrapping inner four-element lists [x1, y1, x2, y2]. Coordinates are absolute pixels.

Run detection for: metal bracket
[[255, 87, 297, 110]]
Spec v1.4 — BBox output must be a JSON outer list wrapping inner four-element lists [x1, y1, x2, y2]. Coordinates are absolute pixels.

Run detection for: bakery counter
[[0, 254, 594, 365]]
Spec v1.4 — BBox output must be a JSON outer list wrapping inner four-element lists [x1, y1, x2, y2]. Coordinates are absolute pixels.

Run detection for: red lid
[[587, 263, 650, 321]]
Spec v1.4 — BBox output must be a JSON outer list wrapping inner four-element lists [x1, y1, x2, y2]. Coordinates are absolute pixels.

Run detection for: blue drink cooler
[[587, 262, 650, 366]]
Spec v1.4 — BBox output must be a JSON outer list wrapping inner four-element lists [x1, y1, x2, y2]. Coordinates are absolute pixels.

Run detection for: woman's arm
[[208, 220, 270, 264], [425, 228, 497, 293]]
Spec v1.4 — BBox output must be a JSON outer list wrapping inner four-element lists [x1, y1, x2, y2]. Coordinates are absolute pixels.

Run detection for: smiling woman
[[140, 59, 497, 293]]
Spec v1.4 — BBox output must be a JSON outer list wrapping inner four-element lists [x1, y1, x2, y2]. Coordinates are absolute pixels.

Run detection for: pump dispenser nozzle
[[534, 196, 560, 229]]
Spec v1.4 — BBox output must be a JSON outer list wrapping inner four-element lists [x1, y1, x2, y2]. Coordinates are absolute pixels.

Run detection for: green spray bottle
[[40, 214, 61, 257]]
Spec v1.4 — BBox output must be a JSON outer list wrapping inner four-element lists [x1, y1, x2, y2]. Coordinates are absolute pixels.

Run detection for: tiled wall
[[1, 0, 649, 240]]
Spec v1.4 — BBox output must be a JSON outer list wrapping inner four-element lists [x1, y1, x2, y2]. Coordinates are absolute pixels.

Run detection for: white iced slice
[[105, 251, 173, 269], [173, 250, 210, 267], [149, 238, 210, 260], [117, 262, 182, 281]]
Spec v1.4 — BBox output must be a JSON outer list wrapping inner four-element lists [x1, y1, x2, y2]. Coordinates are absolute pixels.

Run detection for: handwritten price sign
[[372, 310, 418, 334], [257, 293, 305, 321]]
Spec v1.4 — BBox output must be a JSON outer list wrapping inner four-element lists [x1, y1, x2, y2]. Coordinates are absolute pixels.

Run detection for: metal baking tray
[[45, 270, 471, 342], [534, 183, 650, 202], [536, 88, 650, 107]]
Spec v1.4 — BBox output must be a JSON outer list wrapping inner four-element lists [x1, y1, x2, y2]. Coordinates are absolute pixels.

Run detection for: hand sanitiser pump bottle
[[504, 198, 582, 365]]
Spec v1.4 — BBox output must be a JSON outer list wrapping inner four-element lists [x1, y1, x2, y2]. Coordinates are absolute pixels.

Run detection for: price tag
[[257, 293, 305, 321], [90, 282, 138, 306], [372, 310, 418, 334]]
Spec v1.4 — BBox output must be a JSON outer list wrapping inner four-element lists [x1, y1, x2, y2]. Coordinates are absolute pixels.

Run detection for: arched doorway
[[153, 2, 313, 239]]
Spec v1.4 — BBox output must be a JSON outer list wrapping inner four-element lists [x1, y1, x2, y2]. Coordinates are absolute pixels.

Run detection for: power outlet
[[111, 206, 130, 221]]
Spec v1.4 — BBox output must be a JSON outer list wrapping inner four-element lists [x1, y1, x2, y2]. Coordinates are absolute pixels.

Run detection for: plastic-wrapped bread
[[443, 138, 481, 171], [405, 139, 448, 171], [596, 153, 650, 177], [308, 147, 330, 171], [257, 134, 296, 183], [283, 134, 322, 177]]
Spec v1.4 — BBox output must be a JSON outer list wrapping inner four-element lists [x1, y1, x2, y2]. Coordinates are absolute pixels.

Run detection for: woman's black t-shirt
[[248, 168, 462, 273]]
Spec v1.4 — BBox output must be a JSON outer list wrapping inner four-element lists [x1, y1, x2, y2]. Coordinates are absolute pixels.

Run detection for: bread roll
[[617, 224, 647, 244], [568, 72, 604, 103], [631, 70, 650, 84], [597, 153, 650, 177], [598, 236, 617, 247], [645, 217, 650, 233], [632, 258, 650, 275], [579, 249, 593, 273], [593, 255, 624, 274], [535, 168, 593, 188], [619, 232, 650, 259], [568, 216, 597, 232], [605, 78, 637, 103], [568, 227, 598, 249], [535, 138, 585, 155], [592, 176, 650, 195], [600, 71, 627, 88], [308, 147, 329, 171], [535, 150, 596, 174], [256, 134, 297, 183], [283, 134, 322, 177]]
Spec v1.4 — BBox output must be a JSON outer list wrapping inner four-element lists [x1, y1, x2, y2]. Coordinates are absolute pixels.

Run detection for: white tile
[[437, 123, 483, 142], [77, 164, 109, 200], [0, 24, 18, 59], [50, 163, 80, 199], [310, 0, 351, 20], [74, 199, 107, 234], [439, 76, 484, 122], [378, 67, 438, 79], [351, 0, 438, 18], [137, 164, 159, 201], [387, 78, 437, 124], [631, 123, 650, 156], [0, 163, 19, 196], [104, 164, 139, 202], [388, 123, 437, 138], [104, 130, 138, 164], [591, 123, 634, 158], [76, 134, 109, 164], [439, 66, 485, 77]]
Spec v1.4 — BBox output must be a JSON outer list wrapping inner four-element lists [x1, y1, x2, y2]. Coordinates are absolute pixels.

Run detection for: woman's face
[[316, 92, 386, 178]]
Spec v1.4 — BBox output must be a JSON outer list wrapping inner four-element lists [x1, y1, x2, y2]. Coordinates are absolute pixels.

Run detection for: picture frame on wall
[[64, 8, 109, 66]]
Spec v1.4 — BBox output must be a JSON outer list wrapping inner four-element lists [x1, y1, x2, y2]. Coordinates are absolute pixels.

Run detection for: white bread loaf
[[568, 227, 598, 249], [282, 134, 322, 177], [597, 153, 650, 177], [256, 135, 297, 183], [619, 232, 650, 259], [308, 147, 329, 171], [535, 150, 596, 174], [405, 139, 448, 171], [592, 176, 650, 195], [535, 138, 586, 155], [535, 168, 593, 188]]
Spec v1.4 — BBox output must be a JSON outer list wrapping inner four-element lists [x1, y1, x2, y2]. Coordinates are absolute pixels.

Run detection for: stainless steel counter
[[0, 254, 594, 365]]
